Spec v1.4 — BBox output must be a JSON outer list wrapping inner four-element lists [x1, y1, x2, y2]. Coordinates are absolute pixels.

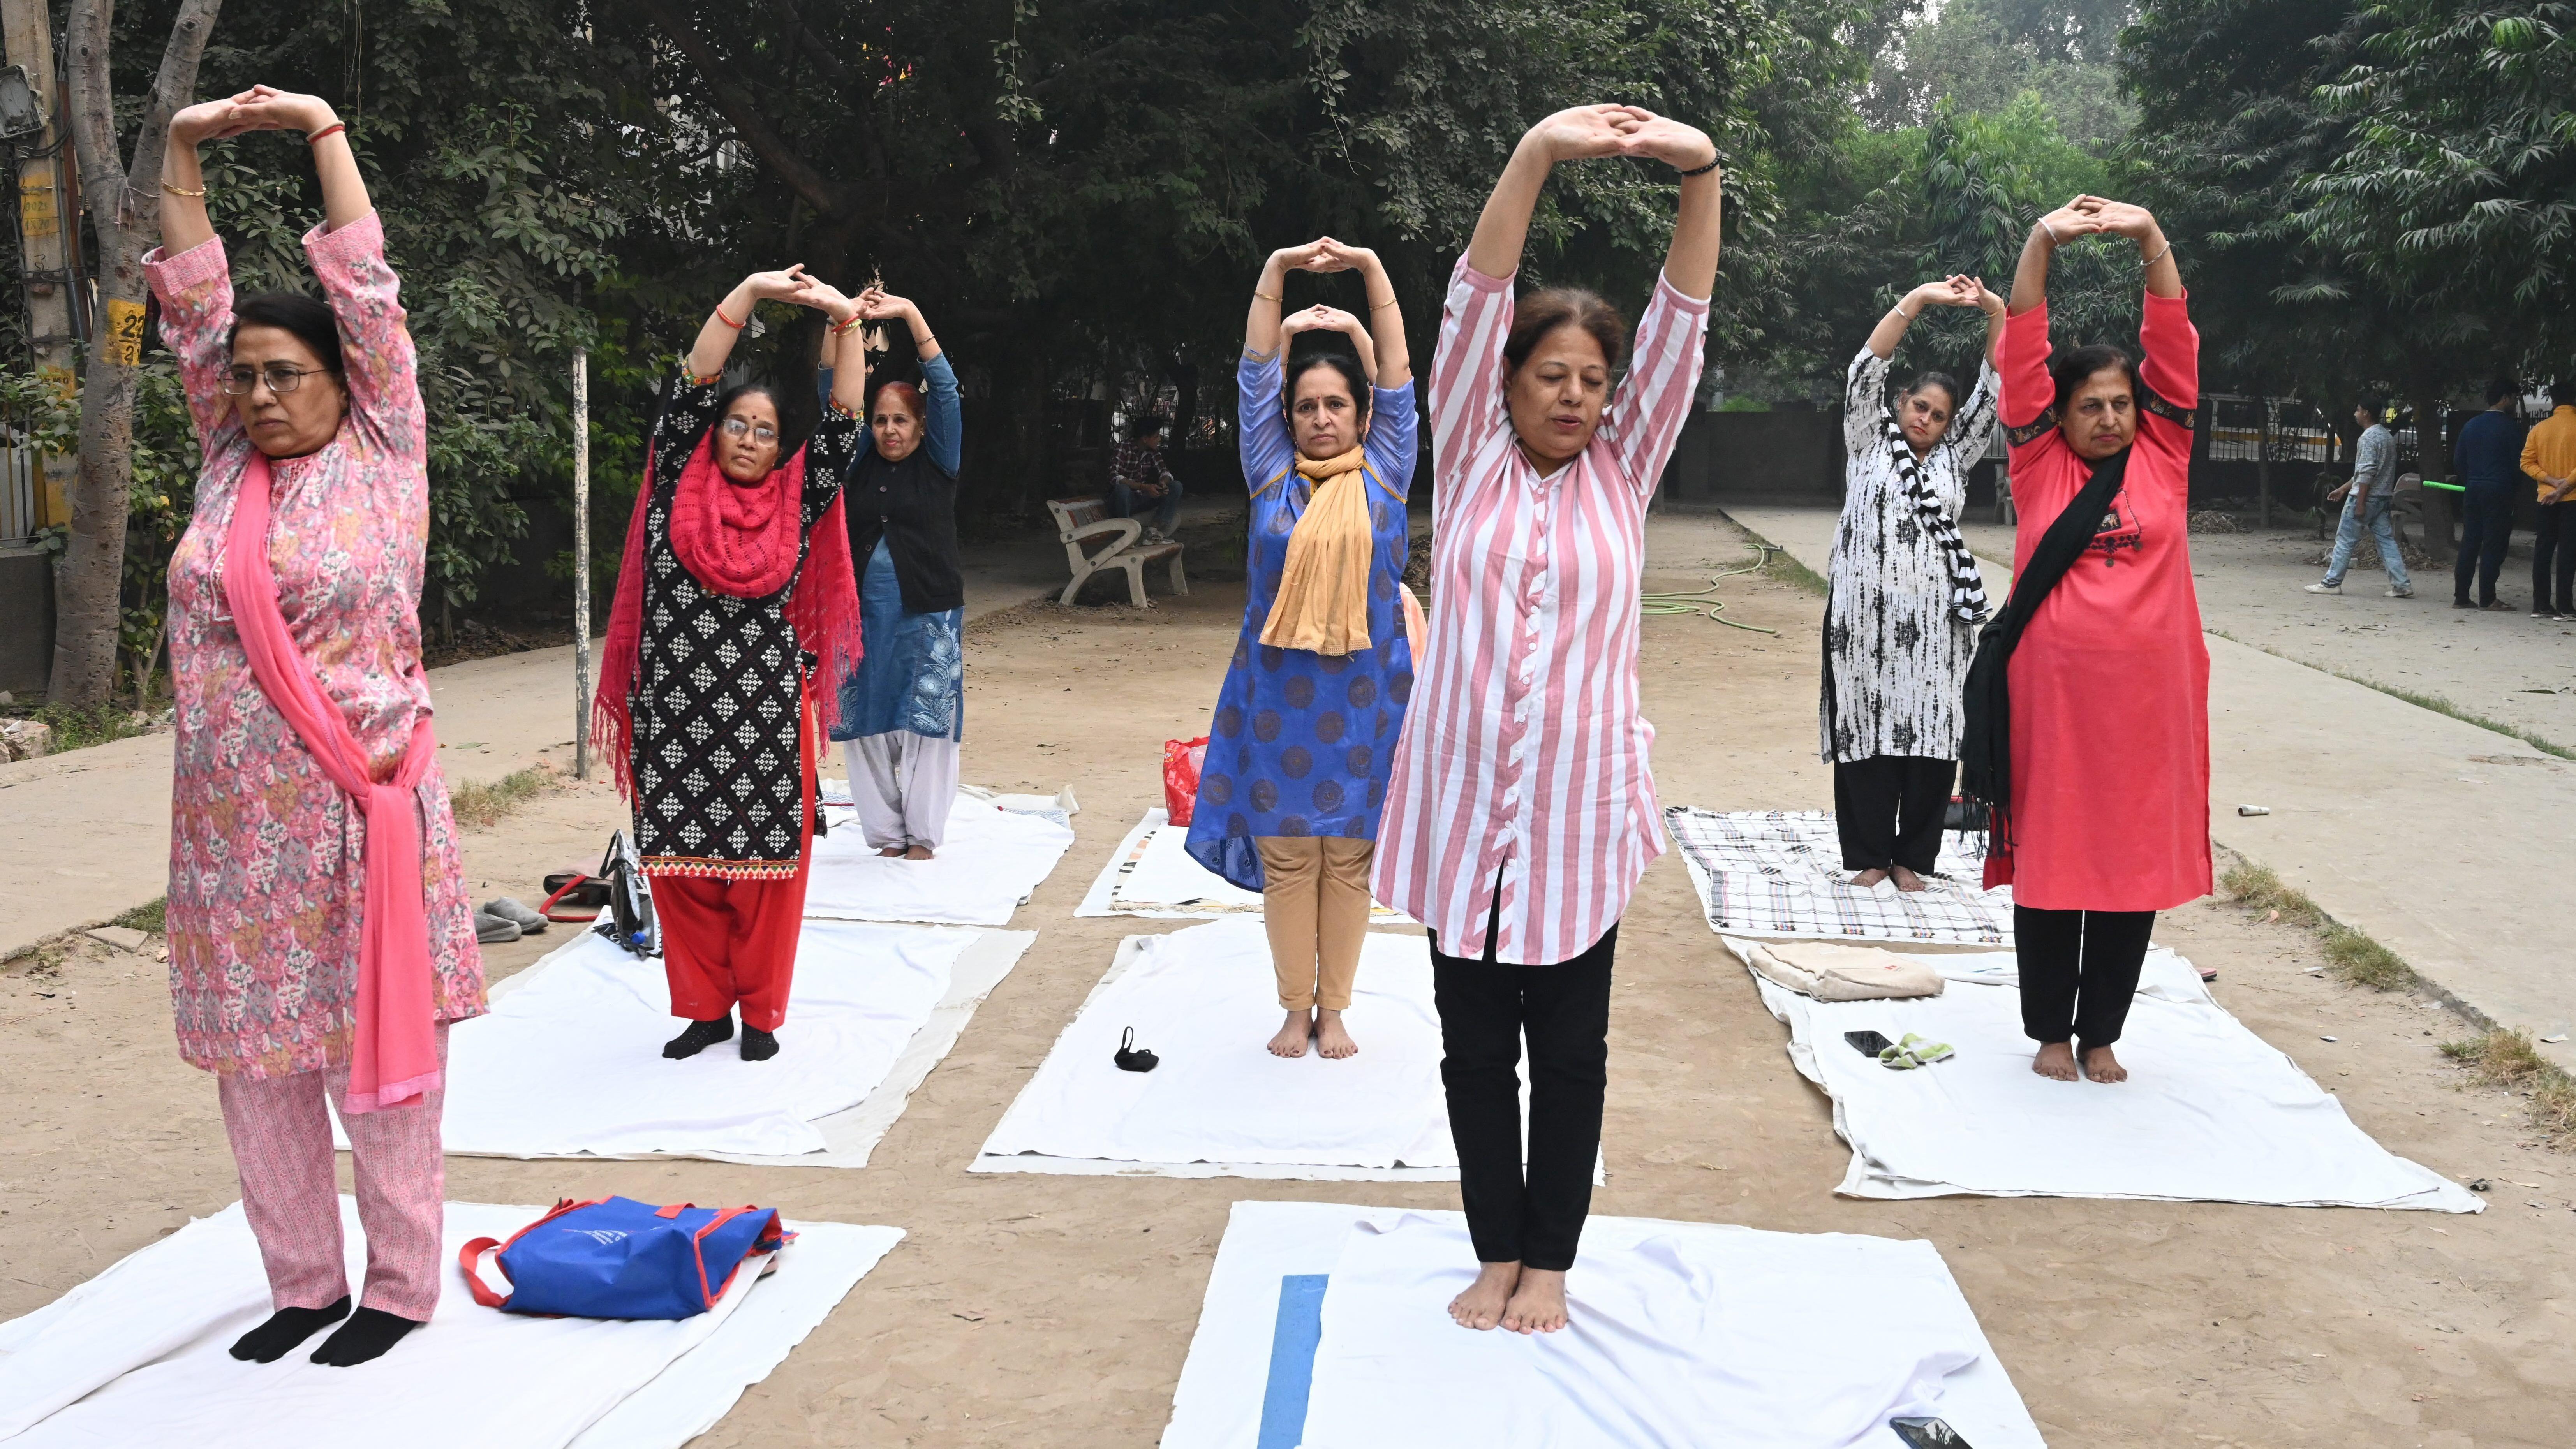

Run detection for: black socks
[[740, 1025, 779, 1061], [664, 1014, 734, 1058], [229, 1296, 351, 1362], [310, 1306, 423, 1366]]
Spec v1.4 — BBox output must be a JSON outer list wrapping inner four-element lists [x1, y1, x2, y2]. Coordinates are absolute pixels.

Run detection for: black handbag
[[539, 833, 657, 954]]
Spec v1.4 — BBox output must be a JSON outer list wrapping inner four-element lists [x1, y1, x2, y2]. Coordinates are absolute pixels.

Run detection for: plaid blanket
[[1665, 808, 2014, 945]]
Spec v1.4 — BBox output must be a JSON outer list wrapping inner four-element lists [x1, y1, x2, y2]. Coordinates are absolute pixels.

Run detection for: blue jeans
[[1110, 478, 1182, 535], [2324, 491, 2410, 591]]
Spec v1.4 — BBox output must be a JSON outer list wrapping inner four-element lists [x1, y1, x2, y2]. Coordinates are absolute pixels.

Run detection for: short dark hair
[[2047, 343, 2136, 418], [1132, 414, 1166, 437], [228, 292, 344, 377], [1902, 371, 1962, 412], [1284, 352, 1373, 421], [1504, 288, 1629, 375], [2355, 397, 2384, 418], [2487, 377, 2521, 406], [2553, 379, 2575, 409]]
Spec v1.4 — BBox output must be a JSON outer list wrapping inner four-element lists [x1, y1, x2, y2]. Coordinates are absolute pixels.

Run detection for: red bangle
[[831, 312, 862, 335], [307, 123, 347, 146], [712, 305, 746, 330]]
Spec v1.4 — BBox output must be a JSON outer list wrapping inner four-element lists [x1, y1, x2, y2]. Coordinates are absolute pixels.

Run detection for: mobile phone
[[1845, 1030, 1894, 1057], [1891, 1419, 1972, 1448]]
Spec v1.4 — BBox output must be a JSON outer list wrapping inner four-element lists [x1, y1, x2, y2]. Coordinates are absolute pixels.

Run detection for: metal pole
[[2257, 397, 2273, 530], [571, 348, 591, 781], [2, 0, 79, 529]]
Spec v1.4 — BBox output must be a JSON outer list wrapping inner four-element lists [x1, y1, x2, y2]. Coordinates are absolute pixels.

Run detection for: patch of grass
[[112, 898, 166, 934], [448, 764, 557, 830], [2440, 1028, 2576, 1146], [2204, 629, 2576, 761], [2221, 859, 2421, 991], [3, 700, 162, 754]]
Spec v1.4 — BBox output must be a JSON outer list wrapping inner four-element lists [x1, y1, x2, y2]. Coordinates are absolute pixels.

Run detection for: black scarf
[[1958, 443, 2133, 830], [1882, 408, 1988, 624]]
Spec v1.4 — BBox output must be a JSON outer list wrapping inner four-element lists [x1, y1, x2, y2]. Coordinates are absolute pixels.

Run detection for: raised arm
[[1282, 305, 1377, 385], [2009, 200, 2106, 316], [688, 266, 826, 382], [863, 289, 962, 474], [1310, 241, 1410, 386], [1246, 242, 1328, 362], [1466, 106, 1643, 279]]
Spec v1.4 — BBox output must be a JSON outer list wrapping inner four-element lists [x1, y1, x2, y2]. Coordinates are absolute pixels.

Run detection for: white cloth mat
[[805, 793, 1075, 925], [1162, 1200, 2041, 1449], [974, 919, 1457, 1179], [1669, 808, 2012, 945], [384, 920, 994, 1162], [1727, 938, 2484, 1210], [1074, 809, 1413, 922], [0, 1198, 899, 1449]]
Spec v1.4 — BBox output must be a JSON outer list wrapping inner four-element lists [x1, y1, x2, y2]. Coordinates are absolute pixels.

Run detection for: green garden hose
[[1639, 543, 1783, 634]]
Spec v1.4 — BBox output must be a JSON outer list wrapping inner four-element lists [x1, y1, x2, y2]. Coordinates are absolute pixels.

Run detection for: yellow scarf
[[1260, 446, 1375, 655]]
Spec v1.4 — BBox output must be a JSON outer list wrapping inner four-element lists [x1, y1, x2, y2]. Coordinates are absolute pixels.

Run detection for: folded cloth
[[1750, 941, 1946, 1001], [1879, 1032, 1955, 1070]]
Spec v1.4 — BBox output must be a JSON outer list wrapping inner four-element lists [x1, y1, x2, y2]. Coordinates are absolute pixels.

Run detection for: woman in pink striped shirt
[[1373, 104, 1721, 1336]]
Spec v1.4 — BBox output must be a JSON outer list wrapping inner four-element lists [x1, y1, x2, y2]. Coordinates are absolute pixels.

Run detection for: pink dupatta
[[222, 451, 443, 1113]]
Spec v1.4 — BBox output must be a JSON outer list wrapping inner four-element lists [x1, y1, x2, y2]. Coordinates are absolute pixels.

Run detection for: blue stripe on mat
[[1256, 1274, 1330, 1449]]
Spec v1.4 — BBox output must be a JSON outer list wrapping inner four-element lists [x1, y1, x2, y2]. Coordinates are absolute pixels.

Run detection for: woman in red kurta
[[1991, 195, 2211, 1085]]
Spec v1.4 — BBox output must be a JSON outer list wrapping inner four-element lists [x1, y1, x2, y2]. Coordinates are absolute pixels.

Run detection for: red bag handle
[[458, 1236, 511, 1308], [541, 875, 603, 923]]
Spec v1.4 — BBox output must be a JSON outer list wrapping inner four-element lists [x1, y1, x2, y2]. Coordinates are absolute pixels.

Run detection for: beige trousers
[[1256, 836, 1374, 1011]]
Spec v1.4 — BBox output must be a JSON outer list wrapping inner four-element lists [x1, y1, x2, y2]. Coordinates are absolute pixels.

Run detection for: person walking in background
[[2453, 378, 2525, 611], [1110, 416, 1182, 542], [1824, 273, 2004, 892], [1970, 193, 2210, 1087], [2308, 400, 2411, 599], [594, 265, 869, 1065], [1186, 238, 1418, 1062], [150, 83, 480, 1368], [2520, 380, 2576, 620], [1375, 102, 1720, 1337], [825, 287, 967, 859]]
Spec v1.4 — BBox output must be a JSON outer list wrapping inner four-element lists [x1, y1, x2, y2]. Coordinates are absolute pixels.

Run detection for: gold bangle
[[1369, 298, 1397, 310], [1255, 289, 1282, 303], [2140, 240, 2173, 268], [160, 180, 207, 198]]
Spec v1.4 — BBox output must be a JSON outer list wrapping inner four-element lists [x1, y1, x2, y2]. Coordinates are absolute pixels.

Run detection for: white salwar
[[1822, 348, 2000, 763], [842, 734, 961, 851]]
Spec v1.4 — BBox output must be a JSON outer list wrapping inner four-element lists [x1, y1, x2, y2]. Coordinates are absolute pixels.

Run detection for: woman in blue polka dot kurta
[[1186, 238, 1420, 1061]]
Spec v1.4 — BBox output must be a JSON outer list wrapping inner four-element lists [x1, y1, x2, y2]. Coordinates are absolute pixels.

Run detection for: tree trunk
[[48, 0, 222, 706]]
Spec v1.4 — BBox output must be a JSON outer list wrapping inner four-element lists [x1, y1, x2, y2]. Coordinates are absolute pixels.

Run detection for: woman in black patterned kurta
[[597, 265, 869, 1062], [1822, 275, 2003, 890]]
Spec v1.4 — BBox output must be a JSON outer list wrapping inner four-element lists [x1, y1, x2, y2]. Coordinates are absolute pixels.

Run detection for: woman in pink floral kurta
[[148, 85, 479, 1368]]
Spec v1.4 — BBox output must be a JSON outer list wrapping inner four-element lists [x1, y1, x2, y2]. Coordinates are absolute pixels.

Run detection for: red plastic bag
[[1163, 736, 1209, 826]]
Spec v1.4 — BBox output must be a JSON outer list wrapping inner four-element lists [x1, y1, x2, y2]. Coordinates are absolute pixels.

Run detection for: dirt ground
[[3, 512, 2569, 1448]]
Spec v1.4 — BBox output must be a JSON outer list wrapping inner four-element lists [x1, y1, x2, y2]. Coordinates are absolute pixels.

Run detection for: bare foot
[[1502, 1268, 1569, 1334], [1850, 868, 1889, 889], [2081, 1044, 2128, 1083], [1313, 1009, 1359, 1059], [903, 843, 934, 861], [1266, 1009, 1313, 1058], [1448, 1261, 1519, 1331], [2032, 1041, 2079, 1081], [876, 845, 906, 857], [1890, 865, 1928, 892]]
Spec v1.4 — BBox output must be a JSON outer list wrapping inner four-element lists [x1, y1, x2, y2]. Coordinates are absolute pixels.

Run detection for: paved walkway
[[0, 535, 1074, 961], [1729, 504, 2576, 1069]]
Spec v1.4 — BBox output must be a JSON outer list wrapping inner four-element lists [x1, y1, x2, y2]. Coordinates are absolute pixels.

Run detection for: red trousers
[[657, 687, 816, 1032]]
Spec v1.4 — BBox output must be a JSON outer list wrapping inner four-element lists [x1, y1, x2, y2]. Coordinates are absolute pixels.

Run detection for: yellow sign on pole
[[104, 298, 146, 368]]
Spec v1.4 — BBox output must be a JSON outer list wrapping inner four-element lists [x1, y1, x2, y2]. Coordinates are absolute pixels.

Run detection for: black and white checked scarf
[[1883, 409, 1989, 624]]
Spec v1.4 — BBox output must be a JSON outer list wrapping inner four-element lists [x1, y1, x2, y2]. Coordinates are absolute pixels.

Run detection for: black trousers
[[2535, 502, 2576, 615], [2016, 905, 2156, 1048], [1833, 755, 1956, 875], [1428, 915, 1616, 1273], [2454, 482, 2514, 606]]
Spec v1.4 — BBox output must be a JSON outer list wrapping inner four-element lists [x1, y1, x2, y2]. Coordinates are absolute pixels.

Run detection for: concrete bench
[[1047, 496, 1188, 607]]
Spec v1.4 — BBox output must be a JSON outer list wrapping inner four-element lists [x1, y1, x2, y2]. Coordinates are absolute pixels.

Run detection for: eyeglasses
[[220, 363, 334, 395], [721, 418, 779, 444]]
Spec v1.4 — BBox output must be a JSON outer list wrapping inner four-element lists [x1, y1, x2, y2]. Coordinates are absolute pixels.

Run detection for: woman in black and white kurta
[[1822, 274, 2005, 890]]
